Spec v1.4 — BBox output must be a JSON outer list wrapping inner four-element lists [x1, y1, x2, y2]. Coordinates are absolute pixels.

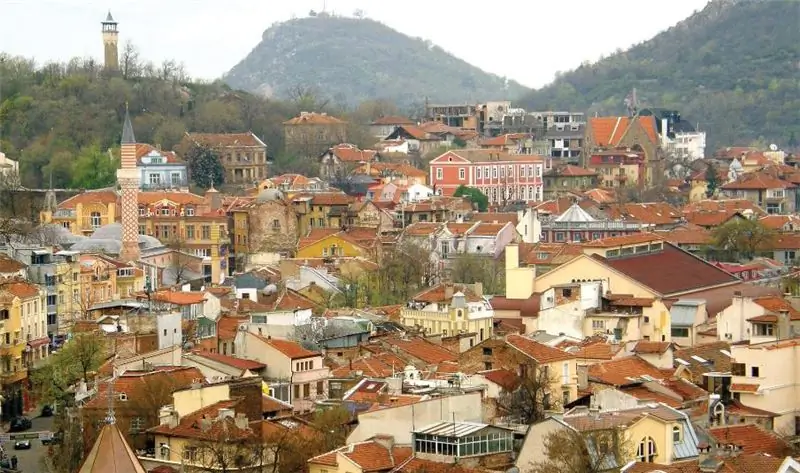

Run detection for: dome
[[71, 238, 122, 254], [256, 188, 284, 203], [89, 223, 164, 250], [37, 224, 87, 245]]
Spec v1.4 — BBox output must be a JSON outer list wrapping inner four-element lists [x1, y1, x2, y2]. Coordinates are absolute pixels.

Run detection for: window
[[90, 211, 102, 229], [293, 384, 300, 400], [483, 347, 493, 356], [751, 366, 760, 377], [562, 390, 570, 406], [500, 166, 505, 178], [484, 361, 493, 370], [562, 362, 569, 384], [171, 173, 182, 185], [753, 323, 774, 336], [303, 383, 310, 398], [316, 381, 324, 395], [672, 425, 681, 442], [272, 219, 280, 230], [138, 206, 146, 217], [130, 417, 144, 433], [636, 437, 657, 462], [671, 327, 690, 338], [186, 206, 195, 216], [476, 167, 482, 179], [459, 168, 465, 180], [186, 225, 195, 239], [201, 225, 211, 240], [592, 320, 605, 330], [160, 443, 169, 459], [183, 447, 197, 462], [480, 328, 485, 341], [436, 168, 443, 180], [149, 173, 161, 185]]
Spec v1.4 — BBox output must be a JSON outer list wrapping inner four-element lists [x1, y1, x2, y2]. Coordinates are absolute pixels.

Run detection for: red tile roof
[[57, 189, 117, 209], [545, 164, 598, 177], [721, 172, 795, 190], [506, 334, 575, 363], [3, 281, 40, 299], [186, 131, 266, 148], [683, 199, 766, 216], [751, 296, 800, 321], [396, 458, 491, 473], [331, 357, 396, 378], [148, 399, 254, 441], [384, 337, 457, 365], [656, 225, 713, 245], [588, 355, 668, 386], [707, 424, 792, 457], [589, 116, 658, 147], [329, 144, 379, 163], [593, 243, 739, 296], [191, 351, 266, 371], [308, 440, 412, 472], [604, 202, 682, 226], [632, 341, 672, 354], [85, 367, 203, 409], [488, 295, 540, 318], [284, 112, 346, 125], [478, 369, 520, 391], [262, 337, 319, 360], [730, 383, 760, 393], [0, 255, 26, 273], [371, 116, 415, 126], [135, 143, 182, 163], [141, 290, 206, 306]]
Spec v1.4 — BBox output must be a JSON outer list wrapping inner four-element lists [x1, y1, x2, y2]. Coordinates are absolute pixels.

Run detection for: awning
[[27, 337, 50, 349]]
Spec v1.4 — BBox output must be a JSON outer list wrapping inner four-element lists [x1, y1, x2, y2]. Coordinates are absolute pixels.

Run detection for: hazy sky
[[2, 0, 709, 89]]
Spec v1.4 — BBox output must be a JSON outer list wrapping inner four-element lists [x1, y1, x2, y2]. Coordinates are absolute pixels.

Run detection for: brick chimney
[[234, 412, 249, 430], [444, 283, 454, 300]]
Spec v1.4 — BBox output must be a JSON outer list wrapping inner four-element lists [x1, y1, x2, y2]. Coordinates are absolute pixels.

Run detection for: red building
[[428, 149, 545, 204]]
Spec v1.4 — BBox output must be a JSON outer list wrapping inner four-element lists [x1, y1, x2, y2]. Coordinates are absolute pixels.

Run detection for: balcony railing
[[141, 179, 189, 190]]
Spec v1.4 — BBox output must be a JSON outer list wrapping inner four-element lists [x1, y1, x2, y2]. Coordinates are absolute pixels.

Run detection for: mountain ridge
[[224, 15, 528, 108], [518, 0, 799, 151]]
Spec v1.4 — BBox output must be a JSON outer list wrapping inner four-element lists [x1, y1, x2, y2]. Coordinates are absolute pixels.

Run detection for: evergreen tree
[[185, 145, 225, 189], [453, 185, 488, 212], [704, 163, 720, 198]]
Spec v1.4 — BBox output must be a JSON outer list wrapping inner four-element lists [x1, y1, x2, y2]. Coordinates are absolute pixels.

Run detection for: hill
[[517, 0, 800, 152], [224, 14, 528, 107]]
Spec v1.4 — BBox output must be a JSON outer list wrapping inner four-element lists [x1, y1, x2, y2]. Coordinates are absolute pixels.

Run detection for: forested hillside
[[517, 0, 800, 151]]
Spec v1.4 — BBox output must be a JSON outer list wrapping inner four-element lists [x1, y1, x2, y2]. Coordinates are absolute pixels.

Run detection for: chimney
[[778, 308, 791, 339], [588, 406, 601, 420], [505, 244, 520, 271], [218, 408, 235, 420], [199, 416, 212, 432], [234, 412, 249, 430], [444, 283, 454, 300], [471, 282, 483, 297]]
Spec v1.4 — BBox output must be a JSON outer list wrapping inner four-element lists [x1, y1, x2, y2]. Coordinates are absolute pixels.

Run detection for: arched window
[[637, 437, 657, 463], [672, 425, 681, 442], [90, 211, 102, 229]]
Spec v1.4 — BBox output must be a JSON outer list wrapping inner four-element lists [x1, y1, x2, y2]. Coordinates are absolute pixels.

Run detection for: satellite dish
[[769, 143, 778, 151]]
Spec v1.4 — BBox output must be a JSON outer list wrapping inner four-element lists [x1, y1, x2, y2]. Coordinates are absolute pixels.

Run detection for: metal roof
[[414, 421, 493, 438]]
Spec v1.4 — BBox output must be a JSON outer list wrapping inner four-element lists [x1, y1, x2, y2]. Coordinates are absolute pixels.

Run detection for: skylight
[[675, 358, 691, 366], [719, 349, 733, 358], [690, 355, 708, 364]]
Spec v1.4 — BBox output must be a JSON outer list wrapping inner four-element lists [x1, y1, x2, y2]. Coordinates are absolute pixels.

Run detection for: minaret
[[101, 11, 119, 71], [118, 105, 140, 262]]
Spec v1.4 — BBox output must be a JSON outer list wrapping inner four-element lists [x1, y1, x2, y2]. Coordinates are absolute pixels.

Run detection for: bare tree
[[527, 427, 630, 473], [449, 253, 505, 295], [495, 361, 560, 425], [120, 41, 141, 79], [185, 420, 268, 473], [165, 239, 201, 284], [286, 85, 330, 112]]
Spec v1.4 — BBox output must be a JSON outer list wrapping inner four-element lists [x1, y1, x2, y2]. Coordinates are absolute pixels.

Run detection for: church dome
[[74, 222, 165, 253], [256, 188, 284, 203]]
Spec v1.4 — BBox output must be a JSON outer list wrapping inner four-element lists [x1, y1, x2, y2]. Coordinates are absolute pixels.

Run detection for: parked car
[[41, 404, 53, 417], [8, 417, 32, 432], [14, 440, 30, 450]]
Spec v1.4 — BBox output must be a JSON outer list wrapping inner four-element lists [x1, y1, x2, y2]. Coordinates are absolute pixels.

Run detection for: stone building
[[283, 112, 348, 157], [229, 189, 299, 270], [179, 132, 268, 186]]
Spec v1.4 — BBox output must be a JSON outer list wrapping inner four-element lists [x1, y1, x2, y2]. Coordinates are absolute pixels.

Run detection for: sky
[[1, 0, 710, 89]]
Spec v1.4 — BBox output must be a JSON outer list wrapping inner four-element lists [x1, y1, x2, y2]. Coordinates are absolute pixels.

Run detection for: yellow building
[[40, 188, 118, 235], [292, 192, 354, 235], [296, 231, 371, 259], [688, 166, 727, 202], [401, 282, 494, 346], [0, 280, 48, 416], [77, 255, 118, 318]]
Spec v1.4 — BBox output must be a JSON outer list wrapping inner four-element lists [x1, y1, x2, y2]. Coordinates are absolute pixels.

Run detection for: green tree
[[71, 144, 118, 189], [449, 253, 505, 294], [185, 145, 225, 189], [453, 185, 488, 212], [704, 163, 720, 198], [711, 218, 775, 260], [31, 332, 106, 405]]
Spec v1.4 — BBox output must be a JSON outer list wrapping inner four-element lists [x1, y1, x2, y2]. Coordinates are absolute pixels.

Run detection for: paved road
[[1, 415, 55, 472]]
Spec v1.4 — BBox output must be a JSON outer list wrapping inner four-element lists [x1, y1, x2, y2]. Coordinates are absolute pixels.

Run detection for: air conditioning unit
[[724, 333, 733, 340], [238, 324, 248, 331]]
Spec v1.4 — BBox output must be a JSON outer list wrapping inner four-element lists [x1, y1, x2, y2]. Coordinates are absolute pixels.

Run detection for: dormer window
[[186, 206, 195, 217], [672, 425, 681, 442], [138, 206, 146, 217]]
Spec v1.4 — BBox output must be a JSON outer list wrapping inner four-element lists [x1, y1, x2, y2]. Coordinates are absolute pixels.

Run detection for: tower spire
[[121, 102, 136, 145]]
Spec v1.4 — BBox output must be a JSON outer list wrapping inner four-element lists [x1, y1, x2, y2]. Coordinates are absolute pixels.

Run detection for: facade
[[584, 116, 660, 186], [228, 193, 298, 269], [721, 173, 797, 214], [542, 113, 585, 162], [283, 112, 348, 157], [180, 132, 268, 185], [542, 164, 598, 199], [539, 203, 643, 243], [136, 145, 188, 190], [401, 282, 494, 346], [319, 144, 378, 180], [587, 149, 646, 189], [291, 192, 355, 235], [118, 108, 140, 262], [370, 115, 416, 139], [428, 149, 545, 204], [42, 189, 118, 235]]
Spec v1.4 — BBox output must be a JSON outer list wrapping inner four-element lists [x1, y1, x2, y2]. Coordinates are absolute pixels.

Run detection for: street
[[1, 415, 55, 472]]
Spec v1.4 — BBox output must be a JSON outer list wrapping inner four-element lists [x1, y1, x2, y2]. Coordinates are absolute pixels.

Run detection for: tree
[[71, 144, 118, 189], [119, 41, 141, 79], [366, 242, 436, 305], [165, 239, 202, 284], [449, 253, 504, 295], [185, 145, 225, 189], [711, 218, 775, 260], [495, 363, 560, 425], [526, 426, 629, 473], [453, 185, 488, 212], [262, 406, 349, 473], [186, 423, 267, 473], [705, 162, 720, 198]]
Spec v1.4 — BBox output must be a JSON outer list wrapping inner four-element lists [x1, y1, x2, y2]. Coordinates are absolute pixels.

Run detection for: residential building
[[716, 292, 800, 346], [135, 144, 188, 190], [352, 162, 428, 186], [291, 192, 355, 235], [0, 280, 47, 418], [727, 338, 800, 435], [401, 282, 494, 346], [319, 144, 379, 180], [41, 188, 118, 235], [369, 115, 415, 139], [543, 113, 585, 163], [366, 181, 433, 203], [394, 196, 475, 227], [179, 131, 268, 185], [428, 149, 545, 204], [542, 165, 599, 199], [283, 112, 348, 157], [517, 403, 700, 470], [234, 334, 330, 412], [653, 109, 707, 161], [531, 234, 762, 343], [721, 172, 797, 214], [587, 148, 646, 189], [296, 227, 378, 260], [538, 203, 643, 243], [384, 125, 447, 155], [308, 435, 412, 473], [584, 115, 660, 185]]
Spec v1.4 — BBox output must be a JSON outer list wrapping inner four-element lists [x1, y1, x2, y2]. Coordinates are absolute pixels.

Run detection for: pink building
[[428, 149, 545, 204]]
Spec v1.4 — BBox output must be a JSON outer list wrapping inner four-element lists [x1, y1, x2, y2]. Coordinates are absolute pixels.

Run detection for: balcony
[[53, 209, 76, 219], [0, 369, 28, 384], [141, 179, 189, 190]]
